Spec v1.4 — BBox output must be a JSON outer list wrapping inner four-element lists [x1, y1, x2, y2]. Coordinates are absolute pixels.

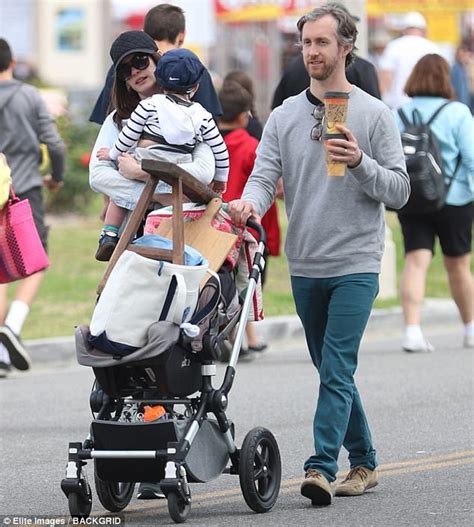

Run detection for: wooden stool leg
[[171, 178, 184, 265]]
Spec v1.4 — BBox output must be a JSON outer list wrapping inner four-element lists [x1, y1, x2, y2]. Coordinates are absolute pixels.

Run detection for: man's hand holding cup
[[324, 124, 362, 169]]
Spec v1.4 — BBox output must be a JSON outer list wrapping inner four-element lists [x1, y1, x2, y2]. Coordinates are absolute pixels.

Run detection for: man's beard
[[307, 56, 338, 81]]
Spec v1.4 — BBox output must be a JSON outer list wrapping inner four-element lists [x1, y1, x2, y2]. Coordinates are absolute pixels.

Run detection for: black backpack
[[397, 102, 452, 215]]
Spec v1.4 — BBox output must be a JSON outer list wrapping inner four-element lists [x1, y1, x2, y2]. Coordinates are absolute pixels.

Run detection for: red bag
[[0, 187, 49, 283]]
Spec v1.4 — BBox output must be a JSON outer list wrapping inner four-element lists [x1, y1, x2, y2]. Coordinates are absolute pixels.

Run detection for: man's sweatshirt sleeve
[[242, 111, 281, 216], [349, 107, 410, 210], [35, 91, 66, 182]]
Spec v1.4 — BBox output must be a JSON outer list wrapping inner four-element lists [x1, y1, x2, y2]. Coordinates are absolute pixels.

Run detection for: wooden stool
[[97, 159, 217, 294]]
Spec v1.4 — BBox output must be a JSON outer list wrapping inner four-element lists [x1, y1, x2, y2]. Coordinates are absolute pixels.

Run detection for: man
[[271, 12, 381, 109], [89, 3, 222, 124], [0, 38, 65, 377], [378, 11, 439, 109], [229, 3, 409, 505]]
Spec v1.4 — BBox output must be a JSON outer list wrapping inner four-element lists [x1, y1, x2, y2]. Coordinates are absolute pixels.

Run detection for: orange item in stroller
[[144, 405, 166, 422]]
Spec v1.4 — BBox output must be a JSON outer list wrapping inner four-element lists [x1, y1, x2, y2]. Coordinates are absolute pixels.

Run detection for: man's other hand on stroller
[[228, 199, 261, 226]]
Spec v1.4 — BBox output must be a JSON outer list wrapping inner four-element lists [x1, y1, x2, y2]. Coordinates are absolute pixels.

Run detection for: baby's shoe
[[95, 230, 119, 261]]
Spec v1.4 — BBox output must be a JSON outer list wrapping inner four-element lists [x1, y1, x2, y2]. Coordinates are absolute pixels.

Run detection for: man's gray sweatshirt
[[242, 86, 410, 278], [0, 79, 65, 194]]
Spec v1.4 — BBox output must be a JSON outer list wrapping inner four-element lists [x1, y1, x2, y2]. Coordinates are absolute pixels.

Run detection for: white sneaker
[[463, 334, 474, 349], [402, 336, 434, 353]]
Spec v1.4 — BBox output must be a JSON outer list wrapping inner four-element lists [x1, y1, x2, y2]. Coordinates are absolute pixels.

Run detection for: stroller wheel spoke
[[261, 444, 270, 465], [257, 476, 269, 496]]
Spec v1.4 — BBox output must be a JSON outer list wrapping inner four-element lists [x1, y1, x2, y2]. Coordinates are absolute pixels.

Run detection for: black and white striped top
[[110, 94, 229, 182]]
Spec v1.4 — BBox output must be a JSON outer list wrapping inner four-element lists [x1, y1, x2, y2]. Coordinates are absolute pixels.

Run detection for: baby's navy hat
[[156, 49, 204, 92], [110, 31, 157, 69]]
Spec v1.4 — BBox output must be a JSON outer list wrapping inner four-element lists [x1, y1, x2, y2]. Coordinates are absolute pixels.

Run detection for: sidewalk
[[24, 298, 461, 367]]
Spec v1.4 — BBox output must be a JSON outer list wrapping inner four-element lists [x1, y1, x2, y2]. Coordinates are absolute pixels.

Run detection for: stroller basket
[[92, 418, 229, 483], [93, 419, 179, 483]]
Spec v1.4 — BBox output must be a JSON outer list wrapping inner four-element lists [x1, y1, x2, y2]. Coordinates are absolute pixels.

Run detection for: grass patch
[[14, 203, 470, 339]]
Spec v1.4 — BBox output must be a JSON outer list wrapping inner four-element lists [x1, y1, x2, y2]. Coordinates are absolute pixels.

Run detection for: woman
[[395, 54, 474, 352], [89, 31, 215, 225], [88, 30, 216, 500]]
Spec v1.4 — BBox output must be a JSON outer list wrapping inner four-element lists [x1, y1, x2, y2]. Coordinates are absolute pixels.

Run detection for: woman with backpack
[[394, 54, 474, 353]]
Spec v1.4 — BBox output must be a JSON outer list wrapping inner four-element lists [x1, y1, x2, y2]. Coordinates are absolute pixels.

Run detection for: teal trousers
[[291, 273, 379, 481]]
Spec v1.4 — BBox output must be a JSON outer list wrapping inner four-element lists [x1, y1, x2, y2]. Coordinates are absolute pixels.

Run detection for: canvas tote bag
[[89, 249, 208, 354]]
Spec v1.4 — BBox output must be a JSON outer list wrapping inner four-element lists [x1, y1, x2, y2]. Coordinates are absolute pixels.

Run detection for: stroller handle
[[246, 218, 267, 246]]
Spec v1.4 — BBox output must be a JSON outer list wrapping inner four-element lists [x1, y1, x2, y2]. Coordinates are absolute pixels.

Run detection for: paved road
[[1, 322, 472, 526]]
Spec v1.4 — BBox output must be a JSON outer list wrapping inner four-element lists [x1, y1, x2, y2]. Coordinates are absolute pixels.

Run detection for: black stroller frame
[[61, 161, 281, 523]]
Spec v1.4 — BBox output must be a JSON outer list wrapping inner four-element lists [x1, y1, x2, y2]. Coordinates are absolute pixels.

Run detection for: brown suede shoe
[[335, 466, 378, 496], [300, 469, 333, 505]]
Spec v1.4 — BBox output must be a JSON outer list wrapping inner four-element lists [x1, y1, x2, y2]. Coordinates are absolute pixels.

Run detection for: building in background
[[367, 0, 474, 62], [1, 0, 472, 119], [0, 0, 112, 88], [211, 0, 366, 120]]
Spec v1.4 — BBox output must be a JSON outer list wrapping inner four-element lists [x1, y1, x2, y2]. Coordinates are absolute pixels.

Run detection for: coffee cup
[[323, 91, 349, 176]]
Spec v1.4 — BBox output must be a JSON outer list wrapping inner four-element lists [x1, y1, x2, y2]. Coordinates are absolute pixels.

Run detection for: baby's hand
[[210, 179, 227, 195], [97, 147, 112, 161]]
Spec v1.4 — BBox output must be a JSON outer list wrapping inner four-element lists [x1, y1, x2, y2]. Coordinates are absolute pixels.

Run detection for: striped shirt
[[110, 94, 229, 182]]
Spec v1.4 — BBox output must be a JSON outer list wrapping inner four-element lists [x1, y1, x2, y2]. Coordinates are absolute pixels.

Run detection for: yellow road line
[[279, 457, 474, 494], [119, 450, 473, 514], [280, 449, 474, 487]]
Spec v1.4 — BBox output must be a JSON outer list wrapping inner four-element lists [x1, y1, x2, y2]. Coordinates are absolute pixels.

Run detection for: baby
[[95, 48, 229, 261]]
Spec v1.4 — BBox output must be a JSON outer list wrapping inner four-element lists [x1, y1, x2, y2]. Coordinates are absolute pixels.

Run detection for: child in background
[[96, 48, 229, 261], [218, 80, 281, 358], [223, 70, 263, 140]]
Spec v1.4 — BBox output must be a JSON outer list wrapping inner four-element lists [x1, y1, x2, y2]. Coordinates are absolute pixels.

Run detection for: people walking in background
[[218, 80, 280, 357], [89, 3, 222, 125], [271, 7, 381, 109], [368, 29, 391, 73], [0, 38, 65, 376], [395, 54, 474, 352], [229, 3, 409, 505], [95, 47, 228, 261], [451, 42, 473, 112], [378, 12, 439, 109], [223, 70, 263, 140]]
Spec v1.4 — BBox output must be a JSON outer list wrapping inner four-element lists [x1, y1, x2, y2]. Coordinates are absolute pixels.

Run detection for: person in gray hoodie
[[229, 3, 410, 506], [0, 38, 65, 376]]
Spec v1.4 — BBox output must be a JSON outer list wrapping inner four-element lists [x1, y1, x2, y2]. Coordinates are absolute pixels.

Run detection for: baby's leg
[[103, 201, 127, 230]]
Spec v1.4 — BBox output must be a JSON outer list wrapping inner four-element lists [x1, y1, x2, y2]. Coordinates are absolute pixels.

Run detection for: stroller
[[61, 160, 281, 523]]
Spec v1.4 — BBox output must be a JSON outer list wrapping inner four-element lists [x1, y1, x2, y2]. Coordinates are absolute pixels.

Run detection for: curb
[[24, 298, 459, 366]]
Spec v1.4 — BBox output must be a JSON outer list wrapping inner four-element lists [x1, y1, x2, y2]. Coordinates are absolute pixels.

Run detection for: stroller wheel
[[239, 427, 281, 513], [68, 491, 92, 519], [94, 469, 135, 512], [167, 491, 191, 524]]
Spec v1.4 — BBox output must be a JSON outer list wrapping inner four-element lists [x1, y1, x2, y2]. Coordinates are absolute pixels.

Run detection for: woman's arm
[[90, 115, 217, 210], [89, 114, 146, 210]]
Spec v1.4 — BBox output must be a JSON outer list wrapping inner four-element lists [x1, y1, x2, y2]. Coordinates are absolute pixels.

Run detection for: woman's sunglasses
[[310, 104, 325, 141], [116, 54, 151, 81]]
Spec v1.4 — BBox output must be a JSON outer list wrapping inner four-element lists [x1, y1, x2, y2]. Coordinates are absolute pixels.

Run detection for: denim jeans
[[291, 273, 379, 482]]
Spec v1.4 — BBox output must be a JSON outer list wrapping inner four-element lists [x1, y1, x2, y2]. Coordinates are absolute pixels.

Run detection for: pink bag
[[0, 187, 49, 283]]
